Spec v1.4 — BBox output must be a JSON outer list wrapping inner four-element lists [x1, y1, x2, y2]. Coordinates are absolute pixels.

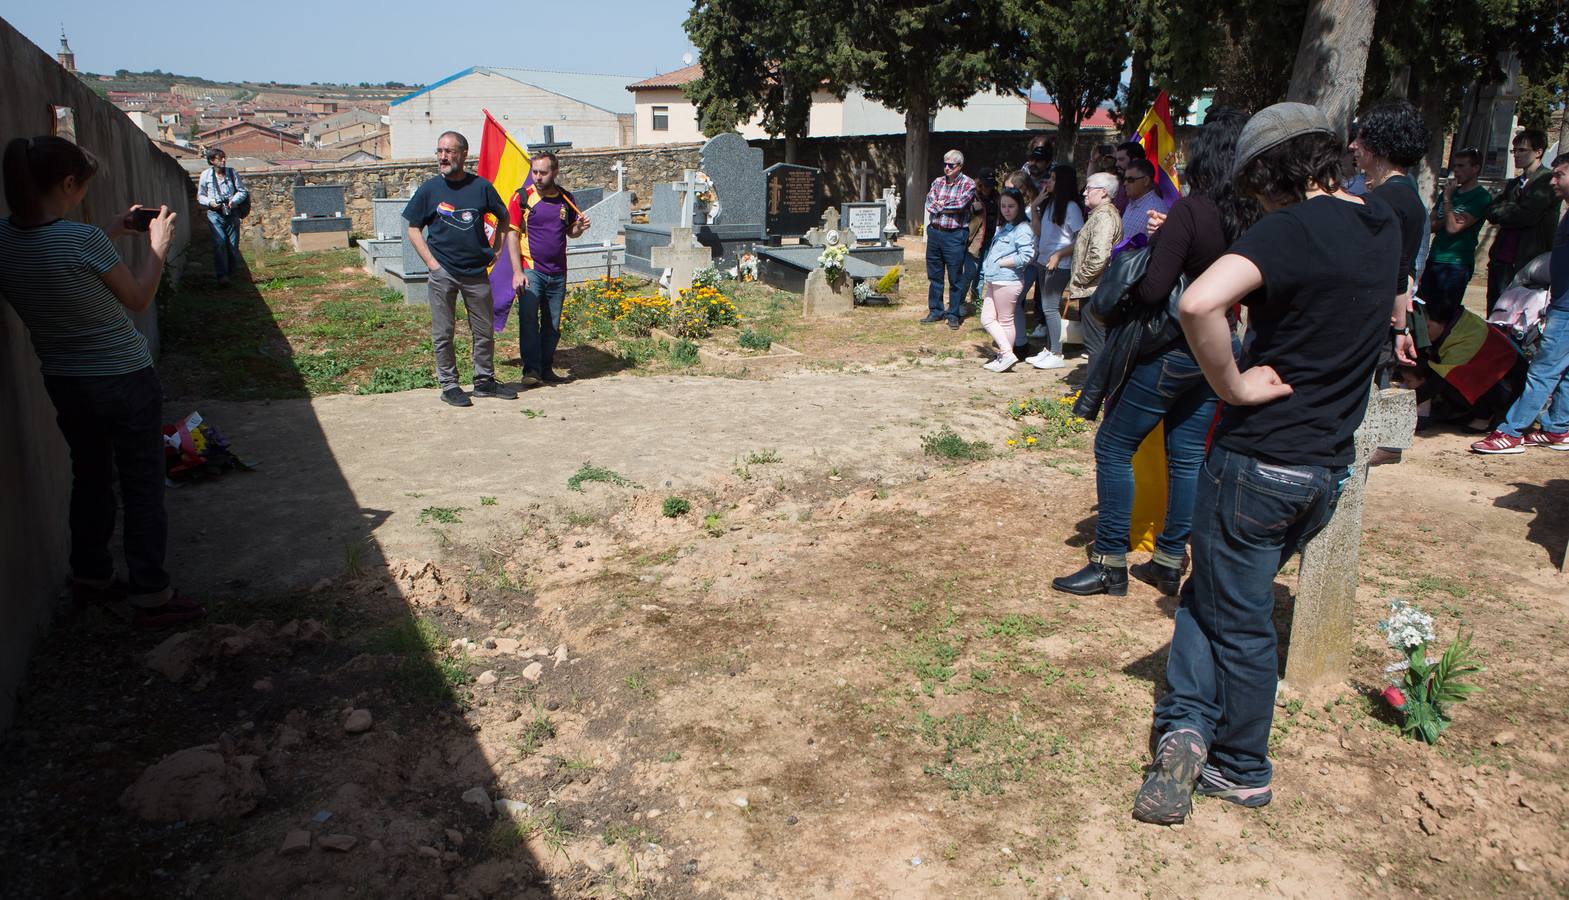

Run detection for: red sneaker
[[131, 591, 207, 630], [1523, 430, 1569, 451], [1470, 431, 1525, 454]]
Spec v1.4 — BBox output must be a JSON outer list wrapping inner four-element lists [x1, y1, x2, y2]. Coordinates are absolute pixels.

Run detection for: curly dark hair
[[1354, 100, 1428, 168], [1235, 131, 1345, 208], [1184, 107, 1262, 244]]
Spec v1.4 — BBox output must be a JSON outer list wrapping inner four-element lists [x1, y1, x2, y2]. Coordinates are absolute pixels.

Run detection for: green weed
[[567, 462, 641, 492], [662, 496, 691, 517], [419, 505, 464, 525], [921, 426, 992, 461]]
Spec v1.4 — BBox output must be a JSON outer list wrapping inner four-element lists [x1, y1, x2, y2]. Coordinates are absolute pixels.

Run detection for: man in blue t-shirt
[[1472, 153, 1569, 452], [404, 130, 515, 407]]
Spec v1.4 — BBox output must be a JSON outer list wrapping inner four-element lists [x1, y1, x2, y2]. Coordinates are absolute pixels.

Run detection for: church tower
[[57, 28, 75, 73]]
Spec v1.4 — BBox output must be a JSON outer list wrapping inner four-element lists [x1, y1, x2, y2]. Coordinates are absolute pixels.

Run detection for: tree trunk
[[1558, 61, 1569, 154], [784, 135, 799, 165], [1058, 113, 1081, 168], [1414, 86, 1451, 209], [1284, 0, 1379, 140], [1124, 0, 1153, 132], [904, 96, 931, 236]]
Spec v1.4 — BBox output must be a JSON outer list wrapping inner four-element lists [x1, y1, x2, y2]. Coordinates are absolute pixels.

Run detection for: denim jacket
[[981, 220, 1036, 283]]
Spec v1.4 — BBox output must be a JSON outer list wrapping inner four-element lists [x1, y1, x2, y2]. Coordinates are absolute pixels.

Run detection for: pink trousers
[[981, 281, 1023, 356]]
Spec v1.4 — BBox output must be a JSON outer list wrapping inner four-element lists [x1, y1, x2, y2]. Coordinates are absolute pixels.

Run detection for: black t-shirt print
[[1218, 193, 1402, 467], [402, 173, 509, 277], [1371, 175, 1425, 293]]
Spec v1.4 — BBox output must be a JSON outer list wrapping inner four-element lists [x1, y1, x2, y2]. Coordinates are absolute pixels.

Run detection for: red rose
[[1381, 686, 1407, 709]]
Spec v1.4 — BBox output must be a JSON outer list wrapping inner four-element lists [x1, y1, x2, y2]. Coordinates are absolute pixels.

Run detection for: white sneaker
[[1027, 352, 1066, 370], [1029, 325, 1048, 339], [983, 353, 1018, 373]]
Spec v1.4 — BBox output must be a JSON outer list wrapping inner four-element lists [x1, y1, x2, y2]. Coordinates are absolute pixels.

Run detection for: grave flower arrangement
[[817, 241, 849, 285], [1376, 599, 1483, 744]]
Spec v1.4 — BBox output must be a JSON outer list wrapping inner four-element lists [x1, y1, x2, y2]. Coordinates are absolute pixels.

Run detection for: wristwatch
[[1391, 325, 1411, 337]]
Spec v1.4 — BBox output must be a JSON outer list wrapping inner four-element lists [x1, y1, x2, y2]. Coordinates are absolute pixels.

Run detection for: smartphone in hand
[[126, 207, 162, 231]]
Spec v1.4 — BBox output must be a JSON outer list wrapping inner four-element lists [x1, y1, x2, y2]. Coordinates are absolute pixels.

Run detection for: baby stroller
[[1487, 251, 1553, 359]]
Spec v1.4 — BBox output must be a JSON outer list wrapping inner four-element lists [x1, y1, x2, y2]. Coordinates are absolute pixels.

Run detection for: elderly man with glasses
[[1484, 128, 1563, 313], [1119, 158, 1169, 244], [924, 149, 978, 329]]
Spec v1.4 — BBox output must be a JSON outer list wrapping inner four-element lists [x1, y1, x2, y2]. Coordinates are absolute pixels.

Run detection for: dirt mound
[[119, 744, 266, 823]]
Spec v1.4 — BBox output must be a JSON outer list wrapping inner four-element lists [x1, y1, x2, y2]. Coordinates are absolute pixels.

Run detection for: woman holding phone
[[0, 135, 203, 628]]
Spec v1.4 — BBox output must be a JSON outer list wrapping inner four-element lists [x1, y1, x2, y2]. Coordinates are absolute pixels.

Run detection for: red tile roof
[[1028, 101, 1118, 129], [627, 64, 703, 91]]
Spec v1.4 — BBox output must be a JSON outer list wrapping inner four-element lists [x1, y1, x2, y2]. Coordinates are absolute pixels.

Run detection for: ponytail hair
[[3, 136, 99, 220]]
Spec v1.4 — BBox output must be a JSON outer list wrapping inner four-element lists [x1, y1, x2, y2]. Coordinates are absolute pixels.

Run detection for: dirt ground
[[3, 239, 1568, 897], [3, 347, 1567, 898]]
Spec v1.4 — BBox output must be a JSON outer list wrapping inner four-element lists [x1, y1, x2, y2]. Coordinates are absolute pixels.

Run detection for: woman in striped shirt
[[0, 136, 203, 628]]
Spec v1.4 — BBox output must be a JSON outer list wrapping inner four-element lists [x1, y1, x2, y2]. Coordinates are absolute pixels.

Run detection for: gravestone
[[700, 133, 766, 227], [569, 190, 632, 248], [765, 163, 822, 238], [650, 227, 712, 297], [571, 187, 605, 210], [626, 134, 769, 277], [1283, 386, 1419, 689], [612, 160, 628, 193], [841, 201, 889, 245], [802, 267, 853, 317], [372, 197, 406, 240], [803, 207, 839, 248], [290, 183, 350, 251]]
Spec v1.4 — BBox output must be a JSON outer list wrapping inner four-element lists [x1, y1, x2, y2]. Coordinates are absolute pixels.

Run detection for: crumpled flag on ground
[[164, 411, 257, 482]]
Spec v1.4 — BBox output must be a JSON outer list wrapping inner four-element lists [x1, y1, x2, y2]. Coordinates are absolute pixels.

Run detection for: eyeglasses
[[1125, 175, 1150, 184], [943, 161, 960, 169]]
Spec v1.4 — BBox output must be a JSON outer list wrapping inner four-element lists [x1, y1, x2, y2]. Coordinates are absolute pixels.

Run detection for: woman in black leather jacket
[[1053, 109, 1256, 597]]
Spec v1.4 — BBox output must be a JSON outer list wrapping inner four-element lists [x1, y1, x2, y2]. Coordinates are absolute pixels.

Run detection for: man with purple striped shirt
[[925, 149, 978, 329]]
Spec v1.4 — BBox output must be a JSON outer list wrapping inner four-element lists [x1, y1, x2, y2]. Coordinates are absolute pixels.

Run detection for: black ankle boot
[[1133, 561, 1183, 595], [1051, 560, 1128, 596]]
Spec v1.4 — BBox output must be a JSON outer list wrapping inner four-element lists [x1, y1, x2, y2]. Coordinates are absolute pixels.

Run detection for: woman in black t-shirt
[[1132, 104, 1402, 827], [1350, 100, 1428, 373]]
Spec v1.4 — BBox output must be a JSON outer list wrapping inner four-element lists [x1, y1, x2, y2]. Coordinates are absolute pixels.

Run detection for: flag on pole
[[1125, 89, 1182, 551], [1131, 90, 1182, 208], [477, 109, 532, 332]]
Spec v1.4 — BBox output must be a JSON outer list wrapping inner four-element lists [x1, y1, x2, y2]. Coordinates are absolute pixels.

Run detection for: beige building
[[389, 66, 637, 159], [626, 64, 1031, 145]]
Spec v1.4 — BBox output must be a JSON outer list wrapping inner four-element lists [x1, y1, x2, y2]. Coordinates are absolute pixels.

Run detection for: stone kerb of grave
[[650, 227, 713, 297]]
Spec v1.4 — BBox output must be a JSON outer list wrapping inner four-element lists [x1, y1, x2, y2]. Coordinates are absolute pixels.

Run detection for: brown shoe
[[132, 592, 207, 630]]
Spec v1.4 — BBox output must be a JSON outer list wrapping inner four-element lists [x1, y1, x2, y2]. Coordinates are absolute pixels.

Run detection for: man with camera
[[196, 149, 248, 289]]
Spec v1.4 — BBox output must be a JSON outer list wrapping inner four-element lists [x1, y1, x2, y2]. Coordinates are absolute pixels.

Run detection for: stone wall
[[231, 143, 703, 247], [0, 17, 195, 733]]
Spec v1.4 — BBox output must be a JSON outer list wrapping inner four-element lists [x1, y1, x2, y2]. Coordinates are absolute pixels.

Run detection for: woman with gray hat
[[1132, 102, 1402, 826]]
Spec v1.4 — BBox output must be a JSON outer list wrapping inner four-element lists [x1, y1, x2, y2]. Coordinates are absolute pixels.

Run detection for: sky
[[7, 1, 699, 85]]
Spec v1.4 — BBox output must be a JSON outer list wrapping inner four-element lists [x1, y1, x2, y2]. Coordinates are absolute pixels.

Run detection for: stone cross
[[612, 160, 628, 193], [853, 161, 873, 201], [649, 226, 711, 297], [1283, 386, 1418, 690], [674, 169, 703, 226], [802, 267, 853, 317]]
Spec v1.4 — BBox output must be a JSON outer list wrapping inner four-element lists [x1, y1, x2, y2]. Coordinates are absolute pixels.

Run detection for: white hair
[[1086, 172, 1119, 193], [943, 149, 964, 165]]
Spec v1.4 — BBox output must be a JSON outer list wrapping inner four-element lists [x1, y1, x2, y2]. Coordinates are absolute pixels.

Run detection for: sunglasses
[[1125, 175, 1150, 183], [943, 161, 960, 169]]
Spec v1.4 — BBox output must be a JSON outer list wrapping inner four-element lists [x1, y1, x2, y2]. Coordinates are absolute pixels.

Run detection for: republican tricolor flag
[[1131, 90, 1182, 208], [477, 109, 532, 332]]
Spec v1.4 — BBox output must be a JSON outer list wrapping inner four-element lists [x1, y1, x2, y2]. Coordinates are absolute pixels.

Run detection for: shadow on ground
[[0, 229, 551, 897]]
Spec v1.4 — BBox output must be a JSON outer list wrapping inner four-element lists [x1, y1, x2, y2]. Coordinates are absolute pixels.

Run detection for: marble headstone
[[840, 202, 888, 244], [699, 132, 766, 226], [373, 197, 407, 240], [764, 163, 822, 237], [293, 184, 347, 218], [569, 190, 632, 247]]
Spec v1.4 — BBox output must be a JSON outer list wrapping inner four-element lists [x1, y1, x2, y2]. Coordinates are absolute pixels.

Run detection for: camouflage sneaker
[[1133, 728, 1206, 825], [1195, 763, 1273, 808]]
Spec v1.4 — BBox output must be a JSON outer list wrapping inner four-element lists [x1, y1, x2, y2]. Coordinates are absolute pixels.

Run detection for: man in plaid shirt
[[925, 149, 978, 328]]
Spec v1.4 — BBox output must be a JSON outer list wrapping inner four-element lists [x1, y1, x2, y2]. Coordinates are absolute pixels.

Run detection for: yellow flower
[[1006, 439, 1017, 447], [1025, 436, 1037, 445]]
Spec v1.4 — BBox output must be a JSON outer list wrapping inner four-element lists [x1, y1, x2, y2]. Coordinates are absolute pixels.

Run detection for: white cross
[[612, 160, 627, 193], [674, 169, 702, 225]]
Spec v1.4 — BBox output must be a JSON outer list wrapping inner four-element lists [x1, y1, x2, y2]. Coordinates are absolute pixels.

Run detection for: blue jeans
[[1418, 261, 1471, 319], [926, 226, 968, 320], [1154, 446, 1345, 787], [520, 269, 567, 375], [1499, 306, 1569, 436], [208, 210, 241, 280], [1092, 346, 1218, 565], [960, 252, 981, 306]]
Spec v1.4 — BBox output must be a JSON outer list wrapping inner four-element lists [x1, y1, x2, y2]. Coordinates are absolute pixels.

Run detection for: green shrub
[[662, 496, 691, 517], [738, 328, 773, 351], [358, 365, 437, 394], [921, 426, 992, 461]]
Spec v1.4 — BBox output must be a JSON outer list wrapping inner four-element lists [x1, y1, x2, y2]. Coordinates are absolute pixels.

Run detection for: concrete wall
[[390, 70, 630, 159], [0, 16, 193, 733], [634, 88, 1031, 145]]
